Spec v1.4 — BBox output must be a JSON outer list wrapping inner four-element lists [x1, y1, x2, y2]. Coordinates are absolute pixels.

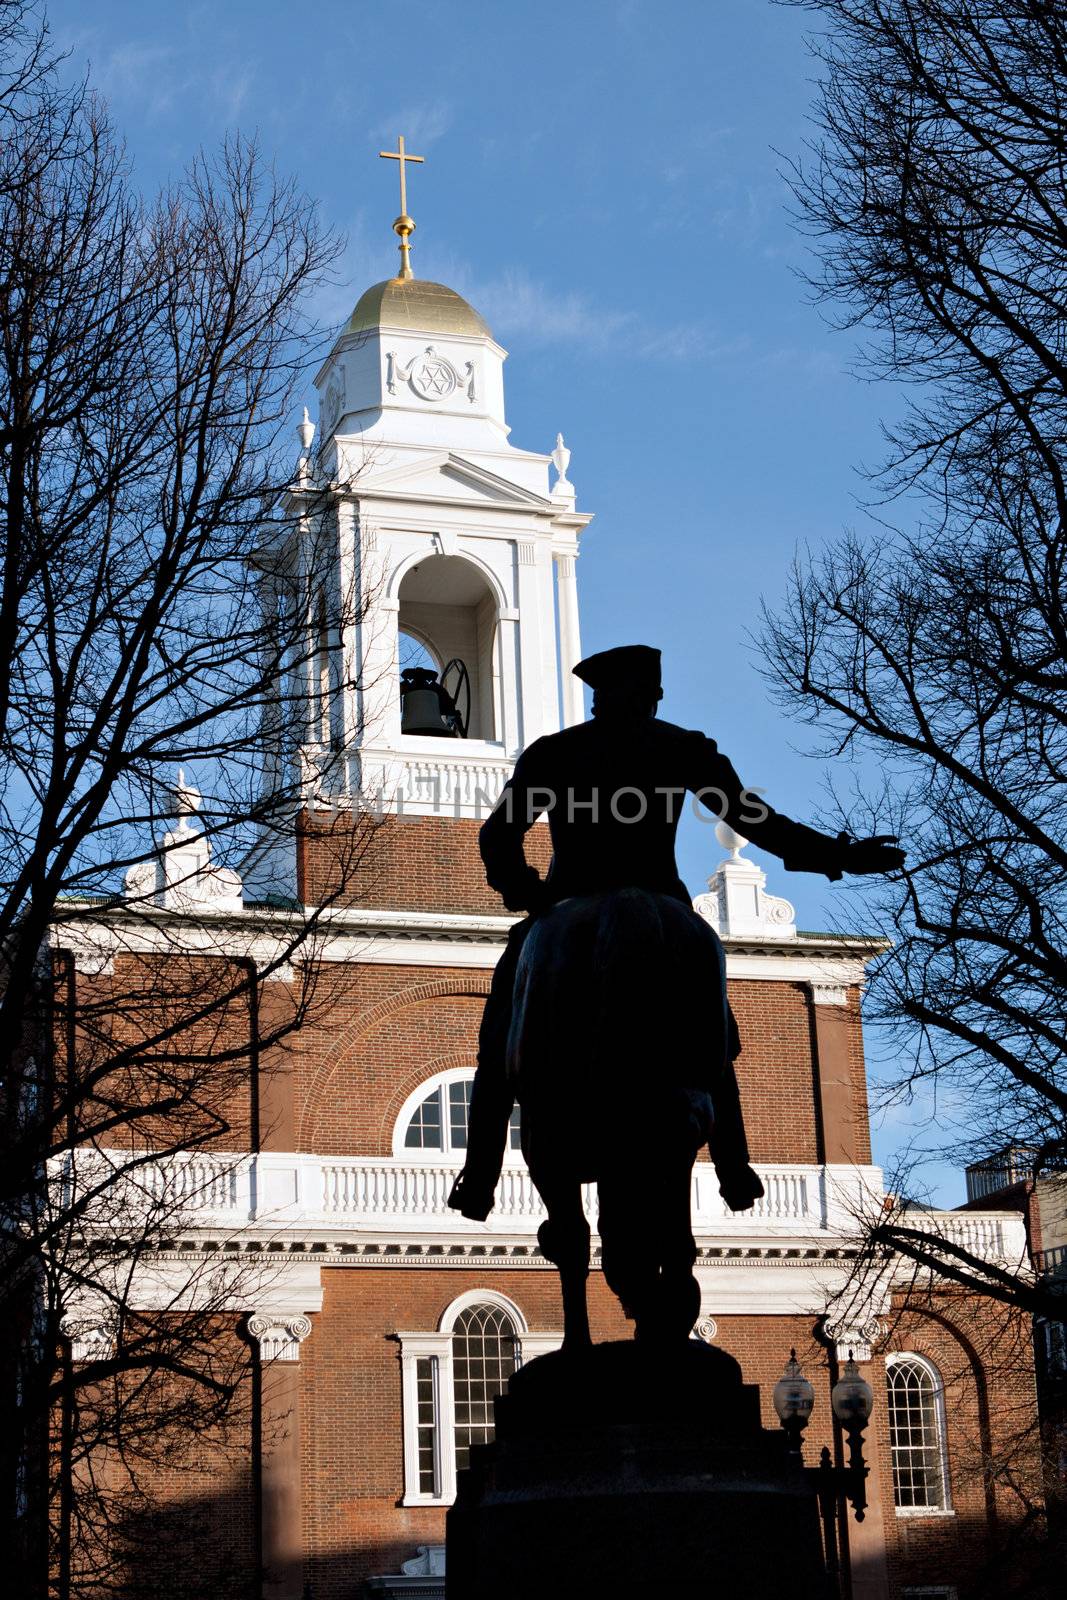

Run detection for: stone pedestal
[[446, 1341, 829, 1600]]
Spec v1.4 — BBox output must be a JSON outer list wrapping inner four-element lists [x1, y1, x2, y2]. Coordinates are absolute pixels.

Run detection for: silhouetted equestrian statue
[[447, 646, 903, 1345]]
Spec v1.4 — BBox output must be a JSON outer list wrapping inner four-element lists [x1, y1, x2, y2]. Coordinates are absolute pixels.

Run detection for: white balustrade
[[354, 743, 513, 820], [50, 1151, 1026, 1268]]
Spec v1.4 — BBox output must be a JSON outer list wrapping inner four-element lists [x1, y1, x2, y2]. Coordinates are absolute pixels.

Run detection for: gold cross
[[379, 134, 424, 218], [379, 136, 424, 278]]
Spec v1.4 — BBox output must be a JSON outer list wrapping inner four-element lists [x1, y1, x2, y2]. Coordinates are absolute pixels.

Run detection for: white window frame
[[397, 1289, 561, 1506], [1037, 1317, 1067, 1375], [886, 1352, 954, 1516], [392, 1067, 524, 1164]]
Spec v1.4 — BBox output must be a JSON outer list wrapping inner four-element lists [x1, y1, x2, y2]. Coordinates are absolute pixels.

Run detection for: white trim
[[391, 1067, 523, 1164], [388, 540, 509, 612], [885, 1351, 953, 1514], [398, 622, 443, 673], [398, 1289, 552, 1507], [247, 1313, 313, 1363], [437, 1287, 528, 1334], [517, 1331, 563, 1363], [49, 903, 881, 984]]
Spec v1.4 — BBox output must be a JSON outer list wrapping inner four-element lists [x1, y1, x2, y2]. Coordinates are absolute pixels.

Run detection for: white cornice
[[50, 901, 883, 981]]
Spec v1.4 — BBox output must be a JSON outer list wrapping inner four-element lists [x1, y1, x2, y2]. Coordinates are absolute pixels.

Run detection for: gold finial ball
[[393, 214, 416, 237]]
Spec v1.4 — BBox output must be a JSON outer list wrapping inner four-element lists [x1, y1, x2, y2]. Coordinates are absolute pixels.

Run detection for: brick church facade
[[52, 234, 1047, 1600]]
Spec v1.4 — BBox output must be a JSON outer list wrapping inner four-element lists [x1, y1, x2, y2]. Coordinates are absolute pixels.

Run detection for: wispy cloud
[[54, 25, 256, 131], [371, 100, 453, 153], [464, 268, 635, 349], [455, 266, 751, 368]]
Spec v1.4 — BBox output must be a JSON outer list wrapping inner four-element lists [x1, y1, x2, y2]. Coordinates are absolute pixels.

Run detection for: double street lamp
[[773, 1349, 875, 1597]]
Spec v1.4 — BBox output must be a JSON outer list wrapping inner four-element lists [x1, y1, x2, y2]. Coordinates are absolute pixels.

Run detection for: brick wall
[[296, 812, 552, 913], [876, 1292, 1046, 1600], [65, 953, 257, 1152], [299, 1266, 611, 1595], [292, 963, 864, 1167]]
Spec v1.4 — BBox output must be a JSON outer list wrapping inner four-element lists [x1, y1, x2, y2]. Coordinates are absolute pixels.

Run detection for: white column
[[248, 1314, 313, 1600], [352, 508, 401, 750], [535, 539, 560, 734], [555, 551, 584, 726], [515, 539, 546, 746], [497, 608, 521, 756]]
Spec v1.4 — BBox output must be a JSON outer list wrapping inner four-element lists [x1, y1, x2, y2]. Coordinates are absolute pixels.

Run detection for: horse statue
[[447, 644, 905, 1348], [507, 886, 760, 1347]]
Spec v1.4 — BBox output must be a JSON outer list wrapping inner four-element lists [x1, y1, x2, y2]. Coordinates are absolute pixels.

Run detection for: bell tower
[[249, 144, 592, 903]]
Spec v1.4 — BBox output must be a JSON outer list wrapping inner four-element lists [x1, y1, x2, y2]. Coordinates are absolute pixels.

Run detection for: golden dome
[[345, 277, 491, 339]]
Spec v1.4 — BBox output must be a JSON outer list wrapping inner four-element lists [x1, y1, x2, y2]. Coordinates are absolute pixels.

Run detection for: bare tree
[[0, 4, 376, 1593], [758, 0, 1067, 1307]]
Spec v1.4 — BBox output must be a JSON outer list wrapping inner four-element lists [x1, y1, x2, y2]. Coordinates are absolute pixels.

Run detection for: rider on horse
[[448, 645, 903, 1226]]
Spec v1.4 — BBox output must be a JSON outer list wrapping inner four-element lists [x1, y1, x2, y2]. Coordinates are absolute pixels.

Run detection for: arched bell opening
[[397, 556, 500, 741]]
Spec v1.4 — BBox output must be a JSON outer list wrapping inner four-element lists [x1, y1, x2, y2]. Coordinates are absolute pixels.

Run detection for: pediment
[[357, 452, 552, 509]]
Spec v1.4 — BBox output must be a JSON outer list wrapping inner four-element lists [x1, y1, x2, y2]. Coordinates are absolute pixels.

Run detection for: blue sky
[[44, 0, 956, 1197]]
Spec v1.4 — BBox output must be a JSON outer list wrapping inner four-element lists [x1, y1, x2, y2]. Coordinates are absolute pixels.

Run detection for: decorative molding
[[322, 371, 345, 434], [550, 433, 573, 498], [387, 347, 463, 403], [60, 1308, 117, 1363], [695, 1316, 718, 1344], [402, 1546, 446, 1577], [695, 823, 797, 941], [809, 981, 849, 1007], [353, 745, 514, 820], [247, 1312, 313, 1362], [48, 899, 878, 988], [123, 771, 243, 915], [516, 540, 536, 566], [823, 1315, 885, 1363]]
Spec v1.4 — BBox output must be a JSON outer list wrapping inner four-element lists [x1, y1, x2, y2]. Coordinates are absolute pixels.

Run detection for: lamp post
[[831, 1353, 874, 1521], [774, 1349, 874, 1600], [772, 1348, 815, 1454]]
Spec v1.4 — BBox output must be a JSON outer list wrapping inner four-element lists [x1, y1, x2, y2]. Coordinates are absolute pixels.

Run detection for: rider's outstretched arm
[[685, 736, 904, 877]]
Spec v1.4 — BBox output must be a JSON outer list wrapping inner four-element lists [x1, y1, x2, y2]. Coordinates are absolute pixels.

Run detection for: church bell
[[400, 665, 467, 738]]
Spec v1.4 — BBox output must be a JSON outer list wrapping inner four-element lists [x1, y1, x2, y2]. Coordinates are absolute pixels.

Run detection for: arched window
[[397, 1070, 521, 1157], [399, 628, 440, 677], [451, 1302, 518, 1474], [886, 1354, 951, 1511], [398, 1291, 558, 1505]]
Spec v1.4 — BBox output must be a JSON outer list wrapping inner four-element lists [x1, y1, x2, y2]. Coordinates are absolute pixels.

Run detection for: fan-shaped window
[[399, 629, 440, 676], [451, 1302, 517, 1474], [401, 1073, 521, 1155], [887, 1355, 950, 1511]]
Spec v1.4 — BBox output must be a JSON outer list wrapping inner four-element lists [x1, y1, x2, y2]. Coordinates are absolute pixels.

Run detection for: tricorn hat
[[573, 645, 662, 692]]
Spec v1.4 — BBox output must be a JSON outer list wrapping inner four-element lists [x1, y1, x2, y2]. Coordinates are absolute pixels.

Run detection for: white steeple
[[251, 149, 592, 899]]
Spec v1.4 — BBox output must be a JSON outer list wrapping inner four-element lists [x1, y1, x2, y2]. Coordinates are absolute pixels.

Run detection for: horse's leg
[[535, 1181, 592, 1351]]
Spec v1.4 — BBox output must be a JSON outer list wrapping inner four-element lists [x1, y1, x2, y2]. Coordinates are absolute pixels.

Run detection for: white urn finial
[[170, 768, 202, 835], [715, 820, 747, 859], [551, 432, 572, 489], [298, 405, 315, 455]]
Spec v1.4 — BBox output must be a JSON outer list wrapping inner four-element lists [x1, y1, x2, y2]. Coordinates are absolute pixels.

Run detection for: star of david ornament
[[409, 347, 459, 401]]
